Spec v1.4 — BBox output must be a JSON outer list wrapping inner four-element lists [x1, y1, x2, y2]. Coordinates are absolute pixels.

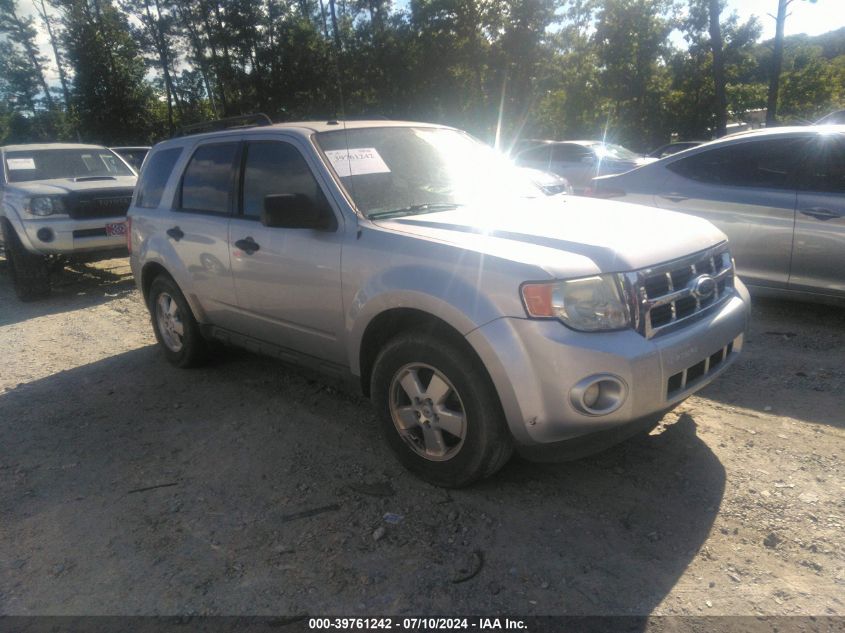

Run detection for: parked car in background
[[509, 138, 555, 157], [110, 146, 150, 171], [515, 140, 656, 193], [518, 167, 573, 195], [648, 141, 704, 159], [128, 118, 749, 486], [0, 143, 137, 299], [815, 110, 845, 125], [591, 126, 845, 303]]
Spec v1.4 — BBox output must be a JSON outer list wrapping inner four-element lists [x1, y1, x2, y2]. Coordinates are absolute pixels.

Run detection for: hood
[[5, 175, 137, 196], [372, 196, 727, 278]]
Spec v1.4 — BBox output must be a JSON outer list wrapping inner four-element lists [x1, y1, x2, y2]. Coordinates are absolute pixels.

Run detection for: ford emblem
[[692, 275, 716, 300]]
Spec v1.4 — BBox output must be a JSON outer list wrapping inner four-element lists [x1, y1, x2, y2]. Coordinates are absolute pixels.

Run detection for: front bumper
[[466, 280, 750, 457], [14, 216, 128, 256]]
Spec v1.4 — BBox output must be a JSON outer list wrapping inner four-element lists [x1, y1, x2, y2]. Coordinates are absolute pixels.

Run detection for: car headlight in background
[[25, 196, 66, 217], [521, 274, 631, 331]]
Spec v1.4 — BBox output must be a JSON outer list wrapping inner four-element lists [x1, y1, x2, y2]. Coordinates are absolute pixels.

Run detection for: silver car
[[515, 140, 656, 193], [592, 126, 845, 303], [129, 119, 749, 486]]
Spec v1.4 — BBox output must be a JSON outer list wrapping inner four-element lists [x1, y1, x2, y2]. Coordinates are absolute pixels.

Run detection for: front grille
[[65, 188, 134, 219], [625, 243, 735, 338], [667, 340, 736, 398]]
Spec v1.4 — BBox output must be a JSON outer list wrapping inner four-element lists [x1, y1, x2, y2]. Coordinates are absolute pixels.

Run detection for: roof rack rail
[[176, 113, 273, 137]]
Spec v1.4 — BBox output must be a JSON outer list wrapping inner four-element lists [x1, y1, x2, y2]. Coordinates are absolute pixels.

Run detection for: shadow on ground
[[0, 257, 135, 327], [1, 346, 724, 616], [698, 295, 845, 428]]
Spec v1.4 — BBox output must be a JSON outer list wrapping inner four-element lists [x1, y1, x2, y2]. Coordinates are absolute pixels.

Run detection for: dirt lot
[[1, 258, 843, 617]]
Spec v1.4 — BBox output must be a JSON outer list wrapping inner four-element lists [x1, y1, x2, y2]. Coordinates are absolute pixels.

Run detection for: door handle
[[234, 237, 260, 255], [800, 207, 842, 221], [659, 193, 688, 203], [166, 226, 184, 241]]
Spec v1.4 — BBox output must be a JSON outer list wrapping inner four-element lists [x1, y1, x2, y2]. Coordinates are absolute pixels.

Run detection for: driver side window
[[240, 141, 326, 220]]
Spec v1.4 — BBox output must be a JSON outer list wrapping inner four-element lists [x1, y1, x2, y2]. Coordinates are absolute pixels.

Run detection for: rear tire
[[371, 333, 513, 487], [2, 221, 50, 301], [148, 275, 207, 368]]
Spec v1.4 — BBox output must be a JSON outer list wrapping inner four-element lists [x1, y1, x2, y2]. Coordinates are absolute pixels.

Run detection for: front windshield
[[4, 149, 135, 183], [315, 127, 543, 218], [593, 143, 640, 161]]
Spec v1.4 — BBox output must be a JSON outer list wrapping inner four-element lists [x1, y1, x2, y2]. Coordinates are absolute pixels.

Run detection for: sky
[[724, 0, 839, 40], [17, 0, 845, 86]]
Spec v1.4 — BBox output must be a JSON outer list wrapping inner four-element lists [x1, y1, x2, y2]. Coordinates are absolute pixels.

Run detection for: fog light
[[583, 382, 600, 408], [36, 227, 54, 243], [570, 375, 628, 416]]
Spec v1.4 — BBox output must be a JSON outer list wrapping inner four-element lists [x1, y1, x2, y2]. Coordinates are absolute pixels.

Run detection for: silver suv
[[128, 119, 750, 487], [1, 143, 137, 299]]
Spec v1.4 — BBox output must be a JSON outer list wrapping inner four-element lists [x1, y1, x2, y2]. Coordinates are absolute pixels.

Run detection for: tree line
[[1, 0, 843, 152]]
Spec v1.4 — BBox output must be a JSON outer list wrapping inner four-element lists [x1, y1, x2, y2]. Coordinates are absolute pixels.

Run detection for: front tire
[[148, 275, 207, 368], [371, 333, 513, 487], [2, 222, 50, 301]]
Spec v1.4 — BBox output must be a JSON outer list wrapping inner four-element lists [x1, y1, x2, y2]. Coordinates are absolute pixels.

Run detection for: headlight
[[521, 274, 631, 331], [26, 196, 65, 217]]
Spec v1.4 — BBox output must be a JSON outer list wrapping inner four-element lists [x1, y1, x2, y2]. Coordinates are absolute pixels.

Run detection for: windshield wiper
[[367, 202, 463, 220]]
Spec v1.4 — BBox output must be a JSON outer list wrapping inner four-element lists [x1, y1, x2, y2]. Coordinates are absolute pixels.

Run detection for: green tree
[[0, 0, 55, 111], [765, 0, 818, 125], [593, 0, 679, 150], [778, 45, 835, 121], [60, 0, 157, 143]]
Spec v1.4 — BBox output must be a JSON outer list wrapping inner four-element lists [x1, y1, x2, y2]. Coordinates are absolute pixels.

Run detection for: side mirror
[[261, 193, 336, 231]]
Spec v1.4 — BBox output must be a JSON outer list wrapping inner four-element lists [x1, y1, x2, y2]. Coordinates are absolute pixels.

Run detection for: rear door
[[166, 139, 241, 329], [656, 137, 802, 289], [790, 133, 845, 296], [228, 136, 346, 364]]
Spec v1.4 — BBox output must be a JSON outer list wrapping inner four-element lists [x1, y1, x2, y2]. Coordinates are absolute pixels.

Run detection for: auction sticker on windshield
[[324, 148, 390, 177], [6, 158, 36, 170]]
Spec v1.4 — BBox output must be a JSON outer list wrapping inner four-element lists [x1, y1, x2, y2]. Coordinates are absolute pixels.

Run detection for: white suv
[[1, 143, 137, 299]]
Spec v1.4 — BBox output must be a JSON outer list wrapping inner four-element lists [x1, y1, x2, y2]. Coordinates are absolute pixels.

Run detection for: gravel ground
[[0, 258, 843, 617]]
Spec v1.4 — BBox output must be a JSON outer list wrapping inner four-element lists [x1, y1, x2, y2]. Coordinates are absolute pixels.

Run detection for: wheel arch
[[139, 260, 207, 323], [140, 260, 172, 305], [357, 307, 490, 398]]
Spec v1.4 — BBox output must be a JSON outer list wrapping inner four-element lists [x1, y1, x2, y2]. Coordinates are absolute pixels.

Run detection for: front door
[[790, 134, 845, 296], [228, 138, 346, 364], [655, 137, 802, 289]]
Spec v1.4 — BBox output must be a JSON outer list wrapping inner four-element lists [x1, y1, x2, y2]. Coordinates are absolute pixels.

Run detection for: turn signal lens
[[521, 275, 631, 332], [521, 283, 555, 317]]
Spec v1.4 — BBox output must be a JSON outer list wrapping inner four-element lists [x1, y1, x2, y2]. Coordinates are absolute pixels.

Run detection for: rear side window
[[667, 138, 803, 190], [179, 142, 239, 214], [552, 144, 592, 162], [799, 137, 845, 194], [136, 148, 182, 209], [240, 141, 325, 219], [519, 146, 551, 162]]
